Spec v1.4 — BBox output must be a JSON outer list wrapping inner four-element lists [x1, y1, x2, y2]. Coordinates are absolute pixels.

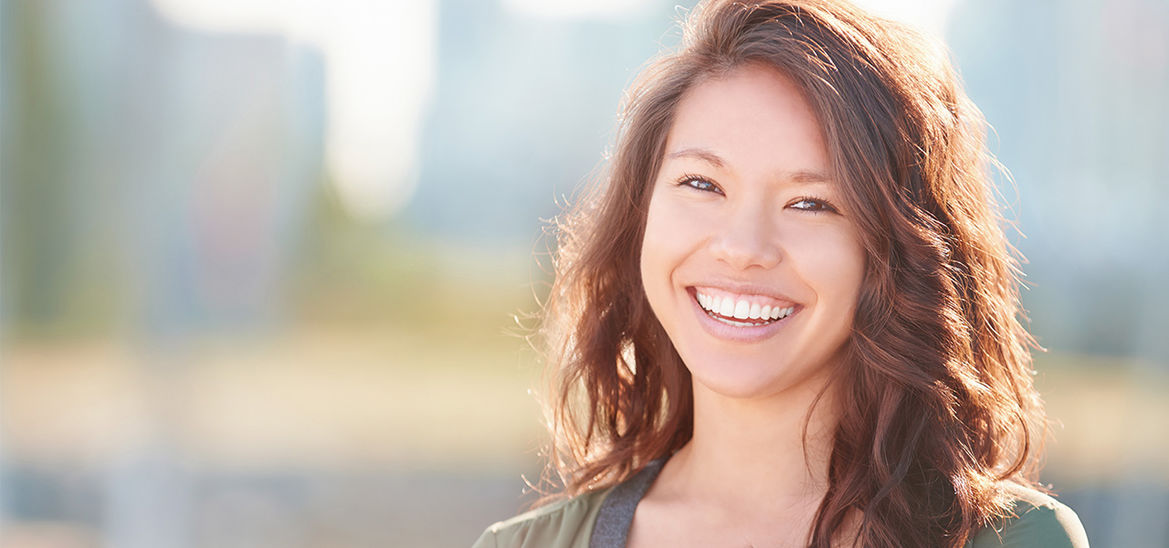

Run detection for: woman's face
[[640, 64, 866, 400]]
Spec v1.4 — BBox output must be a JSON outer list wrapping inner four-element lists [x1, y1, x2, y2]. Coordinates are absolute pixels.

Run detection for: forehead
[[664, 64, 831, 179]]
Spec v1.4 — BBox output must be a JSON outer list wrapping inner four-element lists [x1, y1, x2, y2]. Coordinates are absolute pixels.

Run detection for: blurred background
[[2, 0, 1167, 546]]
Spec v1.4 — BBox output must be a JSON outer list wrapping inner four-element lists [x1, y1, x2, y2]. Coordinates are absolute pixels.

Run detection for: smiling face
[[639, 64, 866, 401]]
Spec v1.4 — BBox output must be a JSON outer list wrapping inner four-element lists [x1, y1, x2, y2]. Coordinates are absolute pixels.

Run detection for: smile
[[693, 287, 797, 327]]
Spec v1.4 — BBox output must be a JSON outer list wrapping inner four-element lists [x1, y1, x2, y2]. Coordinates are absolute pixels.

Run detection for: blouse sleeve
[[469, 488, 610, 548], [471, 528, 498, 548], [969, 487, 1089, 548]]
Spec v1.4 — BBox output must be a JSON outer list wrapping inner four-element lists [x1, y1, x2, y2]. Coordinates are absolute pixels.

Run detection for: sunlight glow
[[850, 0, 959, 39], [151, 0, 436, 221], [502, 0, 658, 20]]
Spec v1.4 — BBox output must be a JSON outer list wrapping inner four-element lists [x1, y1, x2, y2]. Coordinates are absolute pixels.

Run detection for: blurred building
[[948, 0, 1169, 365], [2, 0, 325, 338], [3, 0, 325, 546], [405, 0, 695, 244]]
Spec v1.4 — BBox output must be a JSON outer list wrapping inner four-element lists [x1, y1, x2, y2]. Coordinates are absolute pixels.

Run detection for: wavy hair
[[537, 1, 1047, 546]]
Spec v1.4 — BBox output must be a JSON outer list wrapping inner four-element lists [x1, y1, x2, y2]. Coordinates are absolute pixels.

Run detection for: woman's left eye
[[789, 197, 838, 213], [678, 175, 724, 195]]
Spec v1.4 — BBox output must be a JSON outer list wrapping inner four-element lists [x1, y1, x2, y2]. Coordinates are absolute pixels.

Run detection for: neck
[[667, 375, 839, 509]]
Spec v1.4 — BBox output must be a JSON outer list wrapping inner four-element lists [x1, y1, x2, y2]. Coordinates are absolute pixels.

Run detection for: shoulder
[[968, 483, 1090, 547], [471, 487, 614, 548]]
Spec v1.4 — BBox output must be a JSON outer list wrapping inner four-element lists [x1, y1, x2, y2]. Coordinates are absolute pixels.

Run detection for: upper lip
[[686, 281, 800, 305]]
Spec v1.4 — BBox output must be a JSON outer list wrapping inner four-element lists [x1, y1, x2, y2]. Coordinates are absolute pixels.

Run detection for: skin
[[632, 64, 867, 547]]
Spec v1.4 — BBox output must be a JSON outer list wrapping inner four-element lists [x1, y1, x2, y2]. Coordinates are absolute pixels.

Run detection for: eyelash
[[790, 197, 838, 214], [675, 174, 839, 214], [677, 174, 723, 195]]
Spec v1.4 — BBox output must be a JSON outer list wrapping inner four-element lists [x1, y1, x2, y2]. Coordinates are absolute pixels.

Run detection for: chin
[[685, 358, 797, 400], [680, 349, 839, 403]]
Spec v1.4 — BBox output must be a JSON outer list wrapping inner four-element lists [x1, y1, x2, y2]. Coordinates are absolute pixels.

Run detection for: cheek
[[640, 196, 676, 293], [640, 191, 705, 307], [788, 226, 867, 305]]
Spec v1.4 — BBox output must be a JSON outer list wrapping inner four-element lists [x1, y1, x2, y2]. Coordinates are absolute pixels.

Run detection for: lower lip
[[688, 288, 799, 343]]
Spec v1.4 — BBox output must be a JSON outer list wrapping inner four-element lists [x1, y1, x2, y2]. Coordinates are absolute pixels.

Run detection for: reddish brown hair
[[537, 1, 1047, 546]]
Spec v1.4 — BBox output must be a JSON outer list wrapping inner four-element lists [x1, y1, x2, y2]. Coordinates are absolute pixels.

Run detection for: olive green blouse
[[472, 463, 1089, 548]]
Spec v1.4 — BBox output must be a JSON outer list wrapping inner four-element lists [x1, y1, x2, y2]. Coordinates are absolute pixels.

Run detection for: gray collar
[[589, 459, 667, 548]]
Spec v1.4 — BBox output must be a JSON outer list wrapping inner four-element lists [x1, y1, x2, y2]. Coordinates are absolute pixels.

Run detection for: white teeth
[[695, 291, 797, 324], [719, 297, 736, 317]]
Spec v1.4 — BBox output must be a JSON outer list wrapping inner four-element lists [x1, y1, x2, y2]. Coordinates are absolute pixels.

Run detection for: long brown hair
[[537, 1, 1047, 546]]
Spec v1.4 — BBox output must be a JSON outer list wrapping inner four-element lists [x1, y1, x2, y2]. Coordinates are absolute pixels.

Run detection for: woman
[[475, 0, 1088, 546]]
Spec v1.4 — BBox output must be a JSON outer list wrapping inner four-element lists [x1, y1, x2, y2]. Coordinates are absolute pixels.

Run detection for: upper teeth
[[696, 291, 795, 321]]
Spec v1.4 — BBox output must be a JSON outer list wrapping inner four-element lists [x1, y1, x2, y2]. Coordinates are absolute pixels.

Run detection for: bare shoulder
[[969, 483, 1090, 547], [471, 487, 613, 548]]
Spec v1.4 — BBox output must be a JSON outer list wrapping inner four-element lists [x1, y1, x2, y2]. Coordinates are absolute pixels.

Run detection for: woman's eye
[[678, 176, 724, 195], [790, 197, 838, 213]]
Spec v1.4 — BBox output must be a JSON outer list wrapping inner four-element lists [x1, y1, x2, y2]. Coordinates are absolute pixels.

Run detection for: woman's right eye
[[678, 175, 724, 195]]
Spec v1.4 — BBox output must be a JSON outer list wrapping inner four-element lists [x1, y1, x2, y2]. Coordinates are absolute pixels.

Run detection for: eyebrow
[[667, 147, 727, 167], [665, 147, 834, 184]]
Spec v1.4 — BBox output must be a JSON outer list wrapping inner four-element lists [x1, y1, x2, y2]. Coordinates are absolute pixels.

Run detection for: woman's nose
[[708, 206, 782, 271]]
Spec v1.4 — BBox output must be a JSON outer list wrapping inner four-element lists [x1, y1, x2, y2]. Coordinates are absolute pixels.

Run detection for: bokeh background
[[2, 0, 1167, 546]]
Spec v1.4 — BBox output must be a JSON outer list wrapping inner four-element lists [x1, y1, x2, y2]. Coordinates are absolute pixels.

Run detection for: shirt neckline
[[588, 458, 668, 548]]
